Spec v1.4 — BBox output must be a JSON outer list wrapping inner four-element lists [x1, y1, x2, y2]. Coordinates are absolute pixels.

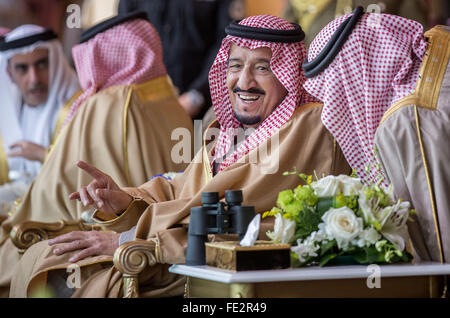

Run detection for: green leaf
[[320, 240, 336, 256], [351, 246, 385, 264], [319, 253, 337, 267], [293, 204, 323, 240]]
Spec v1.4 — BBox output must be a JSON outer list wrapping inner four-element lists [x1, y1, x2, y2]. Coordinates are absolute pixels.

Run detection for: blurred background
[[2, 0, 448, 64], [1, 0, 449, 118]]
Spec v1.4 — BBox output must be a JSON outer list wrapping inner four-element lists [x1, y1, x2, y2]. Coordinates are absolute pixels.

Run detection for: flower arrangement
[[263, 170, 416, 267]]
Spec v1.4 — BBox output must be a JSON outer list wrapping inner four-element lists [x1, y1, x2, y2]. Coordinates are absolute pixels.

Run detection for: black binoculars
[[185, 190, 255, 265]]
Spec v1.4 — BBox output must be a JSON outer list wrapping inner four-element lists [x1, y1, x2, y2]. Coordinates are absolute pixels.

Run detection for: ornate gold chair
[[9, 219, 157, 298], [10, 219, 104, 254], [113, 240, 158, 298]]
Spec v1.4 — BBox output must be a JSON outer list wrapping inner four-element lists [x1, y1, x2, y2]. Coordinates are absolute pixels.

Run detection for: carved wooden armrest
[[10, 219, 104, 253], [113, 240, 157, 298], [0, 215, 7, 225]]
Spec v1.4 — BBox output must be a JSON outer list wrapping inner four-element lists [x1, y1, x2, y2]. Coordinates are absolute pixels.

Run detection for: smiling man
[[11, 15, 351, 298], [0, 25, 80, 216], [227, 45, 287, 128]]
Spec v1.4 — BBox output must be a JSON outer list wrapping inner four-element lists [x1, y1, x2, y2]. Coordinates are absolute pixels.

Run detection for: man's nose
[[27, 65, 39, 83], [236, 66, 257, 91]]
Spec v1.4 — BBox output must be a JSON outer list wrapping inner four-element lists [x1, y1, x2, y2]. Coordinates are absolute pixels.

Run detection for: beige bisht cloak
[[1, 75, 194, 297], [11, 103, 351, 298], [375, 26, 450, 263]]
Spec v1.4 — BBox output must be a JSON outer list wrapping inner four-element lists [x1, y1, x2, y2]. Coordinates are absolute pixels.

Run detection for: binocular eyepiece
[[185, 190, 255, 265]]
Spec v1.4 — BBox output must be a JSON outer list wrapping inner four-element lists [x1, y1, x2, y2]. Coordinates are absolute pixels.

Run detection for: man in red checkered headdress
[[11, 15, 351, 298], [303, 7, 450, 266]]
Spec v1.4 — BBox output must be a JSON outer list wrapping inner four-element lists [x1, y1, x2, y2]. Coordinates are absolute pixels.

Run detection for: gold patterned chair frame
[[10, 219, 104, 254], [113, 240, 157, 298], [10, 219, 157, 298]]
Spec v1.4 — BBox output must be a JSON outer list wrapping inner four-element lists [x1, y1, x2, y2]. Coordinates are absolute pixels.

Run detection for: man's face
[[7, 48, 50, 106], [226, 43, 287, 128]]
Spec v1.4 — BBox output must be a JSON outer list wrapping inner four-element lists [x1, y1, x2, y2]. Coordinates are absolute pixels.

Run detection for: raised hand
[[69, 160, 132, 217], [8, 141, 47, 162]]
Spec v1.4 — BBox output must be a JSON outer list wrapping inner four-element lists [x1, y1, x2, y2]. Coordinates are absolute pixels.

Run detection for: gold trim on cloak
[[380, 26, 450, 125], [124, 75, 177, 187], [378, 26, 449, 265], [202, 120, 218, 185], [51, 90, 83, 146], [414, 105, 444, 264], [45, 90, 83, 163], [122, 88, 133, 187], [0, 134, 10, 185]]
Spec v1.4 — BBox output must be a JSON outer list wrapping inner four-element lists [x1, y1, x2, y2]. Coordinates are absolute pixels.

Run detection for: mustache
[[232, 87, 265, 95], [27, 83, 47, 93]]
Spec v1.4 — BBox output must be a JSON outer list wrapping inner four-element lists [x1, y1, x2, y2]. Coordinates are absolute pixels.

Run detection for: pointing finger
[[76, 160, 107, 180], [69, 192, 81, 201]]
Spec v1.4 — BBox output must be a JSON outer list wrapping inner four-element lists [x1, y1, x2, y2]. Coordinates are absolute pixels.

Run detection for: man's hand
[[8, 141, 47, 163], [69, 160, 132, 217], [49, 231, 120, 263]]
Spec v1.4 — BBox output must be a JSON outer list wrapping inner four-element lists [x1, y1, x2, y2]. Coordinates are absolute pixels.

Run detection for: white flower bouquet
[[263, 170, 416, 267]]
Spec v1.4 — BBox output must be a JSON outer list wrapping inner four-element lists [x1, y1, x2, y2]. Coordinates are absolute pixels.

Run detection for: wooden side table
[[169, 262, 450, 298]]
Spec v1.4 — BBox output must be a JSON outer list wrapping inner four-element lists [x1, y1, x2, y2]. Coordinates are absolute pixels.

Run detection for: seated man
[[302, 7, 450, 264], [10, 15, 351, 298], [0, 12, 193, 297], [0, 25, 80, 215]]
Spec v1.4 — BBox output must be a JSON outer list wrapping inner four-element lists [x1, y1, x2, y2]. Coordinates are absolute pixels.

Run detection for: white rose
[[322, 207, 363, 249], [311, 175, 363, 197], [335, 175, 363, 195], [266, 213, 296, 244], [311, 175, 340, 196]]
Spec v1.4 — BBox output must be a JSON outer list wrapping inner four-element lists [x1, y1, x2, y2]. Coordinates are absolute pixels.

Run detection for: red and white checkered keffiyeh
[[62, 18, 167, 128], [209, 15, 317, 172], [303, 13, 427, 185]]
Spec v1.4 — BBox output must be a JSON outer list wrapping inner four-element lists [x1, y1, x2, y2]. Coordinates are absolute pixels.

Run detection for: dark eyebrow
[[13, 63, 28, 70], [34, 57, 49, 66], [255, 58, 271, 64], [228, 58, 271, 64], [228, 58, 242, 63]]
